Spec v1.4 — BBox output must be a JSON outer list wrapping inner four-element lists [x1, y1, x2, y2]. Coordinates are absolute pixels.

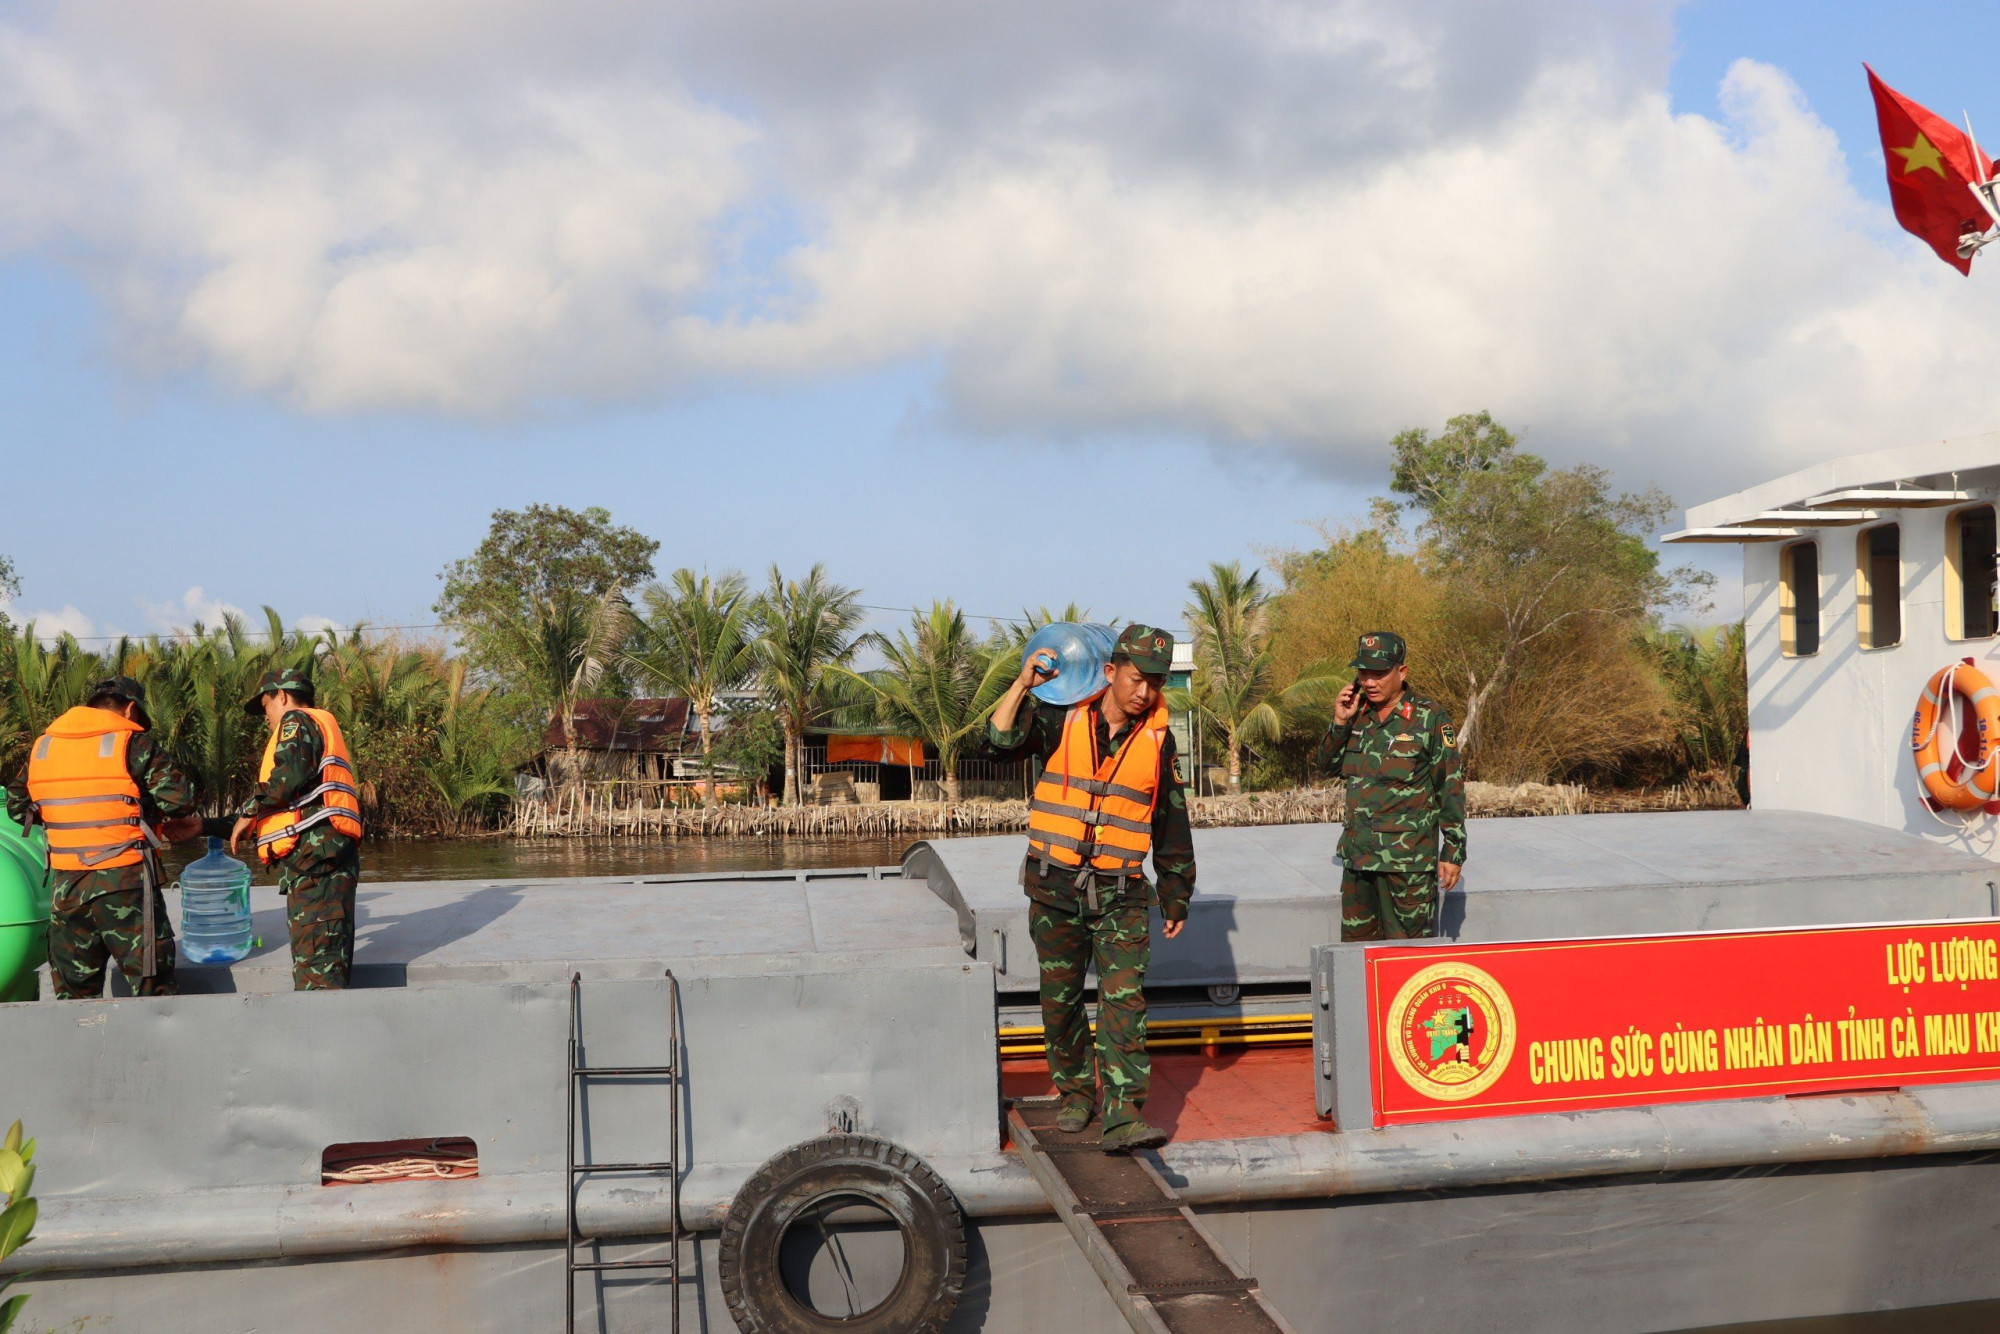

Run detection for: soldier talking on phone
[[1315, 631, 1465, 940]]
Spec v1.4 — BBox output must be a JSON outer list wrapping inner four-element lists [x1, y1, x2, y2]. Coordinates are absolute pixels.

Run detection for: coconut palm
[[1178, 561, 1338, 793], [749, 565, 863, 805], [479, 586, 634, 789], [628, 570, 758, 810], [832, 602, 1016, 804]]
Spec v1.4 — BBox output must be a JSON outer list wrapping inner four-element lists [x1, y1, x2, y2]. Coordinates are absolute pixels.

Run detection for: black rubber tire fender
[[718, 1133, 967, 1334]]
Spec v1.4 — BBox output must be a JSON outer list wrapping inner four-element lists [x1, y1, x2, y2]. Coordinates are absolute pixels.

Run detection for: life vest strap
[[32, 793, 139, 809], [1027, 798, 1151, 836], [71, 838, 149, 867], [290, 780, 360, 809], [38, 816, 147, 832], [257, 804, 360, 847]]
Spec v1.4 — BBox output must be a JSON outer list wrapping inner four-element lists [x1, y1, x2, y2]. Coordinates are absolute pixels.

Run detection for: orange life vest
[[1026, 696, 1170, 877], [252, 707, 364, 863], [25, 706, 160, 872]]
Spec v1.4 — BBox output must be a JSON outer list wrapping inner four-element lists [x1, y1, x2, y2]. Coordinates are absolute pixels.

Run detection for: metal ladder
[[1007, 1102, 1297, 1334], [566, 969, 685, 1334]]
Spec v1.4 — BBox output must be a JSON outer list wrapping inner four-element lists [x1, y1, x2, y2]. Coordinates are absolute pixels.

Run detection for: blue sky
[[2, 1, 1997, 646]]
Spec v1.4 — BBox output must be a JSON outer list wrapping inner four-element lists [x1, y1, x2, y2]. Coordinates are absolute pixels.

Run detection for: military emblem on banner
[[1385, 961, 1517, 1102]]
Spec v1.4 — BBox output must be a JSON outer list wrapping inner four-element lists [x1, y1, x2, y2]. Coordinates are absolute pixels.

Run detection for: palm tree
[[425, 660, 516, 834], [481, 586, 634, 790], [1179, 561, 1336, 793], [628, 570, 758, 811], [749, 565, 863, 806], [832, 602, 1016, 804], [0, 629, 103, 781]]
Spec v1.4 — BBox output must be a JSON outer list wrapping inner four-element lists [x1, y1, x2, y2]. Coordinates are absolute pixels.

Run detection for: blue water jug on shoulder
[[179, 837, 253, 965]]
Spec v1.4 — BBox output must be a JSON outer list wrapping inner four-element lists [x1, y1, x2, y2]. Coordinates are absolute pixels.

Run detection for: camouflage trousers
[[1340, 866, 1439, 941], [49, 883, 177, 999], [277, 847, 360, 991], [1027, 896, 1153, 1132]]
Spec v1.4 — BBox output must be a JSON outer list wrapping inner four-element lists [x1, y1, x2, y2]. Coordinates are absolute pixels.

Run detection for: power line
[[22, 620, 451, 646]]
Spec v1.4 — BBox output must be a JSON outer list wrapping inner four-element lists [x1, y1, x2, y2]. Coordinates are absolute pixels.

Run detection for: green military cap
[[86, 676, 149, 726], [243, 665, 315, 715], [1351, 630, 1407, 670], [87, 675, 147, 709], [1114, 623, 1175, 676]]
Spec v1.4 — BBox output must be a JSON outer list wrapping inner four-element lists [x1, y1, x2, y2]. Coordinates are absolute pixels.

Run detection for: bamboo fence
[[508, 778, 1740, 840]]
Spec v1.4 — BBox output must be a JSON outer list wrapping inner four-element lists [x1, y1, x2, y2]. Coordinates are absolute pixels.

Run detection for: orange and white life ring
[[1913, 660, 2000, 812]]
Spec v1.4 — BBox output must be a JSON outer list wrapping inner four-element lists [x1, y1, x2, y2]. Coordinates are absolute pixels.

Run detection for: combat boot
[[1099, 1119, 1168, 1153], [1054, 1095, 1094, 1134]]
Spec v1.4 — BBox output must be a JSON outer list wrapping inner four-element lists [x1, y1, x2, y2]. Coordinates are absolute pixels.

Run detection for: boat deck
[[1002, 1046, 1332, 1141]]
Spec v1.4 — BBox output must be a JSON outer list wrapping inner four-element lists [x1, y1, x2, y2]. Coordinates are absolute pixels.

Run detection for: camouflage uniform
[[239, 670, 361, 990], [6, 711, 200, 998], [1315, 632, 1466, 941], [983, 626, 1195, 1135]]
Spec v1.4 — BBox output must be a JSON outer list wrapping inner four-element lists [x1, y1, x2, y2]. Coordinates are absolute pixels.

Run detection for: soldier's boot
[[1099, 1119, 1168, 1154], [1055, 1094, 1094, 1135]]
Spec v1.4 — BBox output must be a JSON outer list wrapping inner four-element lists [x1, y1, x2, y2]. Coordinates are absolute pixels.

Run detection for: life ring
[[1912, 661, 2000, 812], [719, 1133, 966, 1334]]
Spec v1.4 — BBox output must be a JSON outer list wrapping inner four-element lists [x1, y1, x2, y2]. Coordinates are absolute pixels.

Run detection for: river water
[[162, 834, 911, 885]]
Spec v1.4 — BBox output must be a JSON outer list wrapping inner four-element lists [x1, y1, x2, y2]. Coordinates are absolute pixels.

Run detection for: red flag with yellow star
[[1868, 65, 1994, 274]]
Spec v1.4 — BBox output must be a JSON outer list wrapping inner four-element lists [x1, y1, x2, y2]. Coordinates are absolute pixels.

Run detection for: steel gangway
[[566, 970, 687, 1334], [1007, 1102, 1298, 1334]]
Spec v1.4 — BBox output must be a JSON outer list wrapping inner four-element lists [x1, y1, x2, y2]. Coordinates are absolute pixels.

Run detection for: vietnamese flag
[[1868, 65, 1994, 274]]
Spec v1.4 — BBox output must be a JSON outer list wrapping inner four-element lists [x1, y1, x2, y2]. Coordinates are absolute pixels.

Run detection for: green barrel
[[0, 809, 52, 1002]]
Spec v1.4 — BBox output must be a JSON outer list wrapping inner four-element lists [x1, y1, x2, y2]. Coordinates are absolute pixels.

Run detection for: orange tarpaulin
[[826, 735, 925, 767]]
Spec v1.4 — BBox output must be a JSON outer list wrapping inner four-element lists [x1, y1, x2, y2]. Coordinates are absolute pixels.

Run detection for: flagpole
[[1957, 111, 2000, 257]]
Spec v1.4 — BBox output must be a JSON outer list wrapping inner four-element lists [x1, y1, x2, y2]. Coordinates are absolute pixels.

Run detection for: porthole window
[[1856, 525, 1901, 649], [1780, 540, 1820, 657], [1946, 506, 1997, 640]]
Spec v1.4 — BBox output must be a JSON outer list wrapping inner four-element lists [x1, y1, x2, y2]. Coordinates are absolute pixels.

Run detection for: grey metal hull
[[8, 811, 2000, 1331]]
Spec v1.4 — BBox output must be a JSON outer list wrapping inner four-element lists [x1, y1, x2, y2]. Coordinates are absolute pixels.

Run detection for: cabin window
[[1947, 506, 1999, 640], [1856, 525, 1901, 649], [1779, 541, 1819, 657]]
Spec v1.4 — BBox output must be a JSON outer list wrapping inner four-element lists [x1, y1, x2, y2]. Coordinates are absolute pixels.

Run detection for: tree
[[712, 702, 787, 803], [480, 587, 634, 788], [0, 554, 18, 641], [832, 602, 1015, 803], [749, 565, 863, 806], [1389, 412, 1698, 761], [0, 1119, 36, 1333], [628, 570, 758, 811], [0, 631, 101, 788], [1179, 562, 1336, 793], [436, 505, 657, 677]]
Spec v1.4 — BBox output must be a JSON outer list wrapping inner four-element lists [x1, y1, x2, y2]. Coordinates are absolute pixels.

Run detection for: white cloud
[[135, 586, 249, 634], [1, 2, 1996, 503], [4, 604, 106, 645]]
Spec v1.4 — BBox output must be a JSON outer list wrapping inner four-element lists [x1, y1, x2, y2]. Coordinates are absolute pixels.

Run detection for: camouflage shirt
[[1316, 690, 1467, 873], [238, 709, 359, 870], [984, 696, 1196, 920], [5, 722, 201, 909]]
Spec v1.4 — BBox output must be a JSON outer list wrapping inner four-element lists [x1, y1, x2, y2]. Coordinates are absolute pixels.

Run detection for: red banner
[[1366, 921, 2000, 1126]]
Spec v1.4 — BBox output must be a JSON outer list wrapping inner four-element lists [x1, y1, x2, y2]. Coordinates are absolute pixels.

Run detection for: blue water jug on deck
[[179, 838, 253, 965]]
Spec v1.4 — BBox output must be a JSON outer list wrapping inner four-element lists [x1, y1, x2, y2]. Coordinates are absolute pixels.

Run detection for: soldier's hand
[[1161, 918, 1186, 940], [1018, 648, 1057, 689], [1333, 682, 1362, 725], [229, 815, 255, 855], [158, 815, 202, 844], [1438, 862, 1462, 892]]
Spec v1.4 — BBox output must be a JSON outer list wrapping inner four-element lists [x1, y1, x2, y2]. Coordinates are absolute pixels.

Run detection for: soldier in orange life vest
[[229, 668, 364, 990], [985, 624, 1195, 1153], [6, 677, 203, 997]]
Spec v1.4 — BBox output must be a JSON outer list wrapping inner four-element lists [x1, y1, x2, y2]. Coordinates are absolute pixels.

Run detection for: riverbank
[[507, 778, 1743, 839]]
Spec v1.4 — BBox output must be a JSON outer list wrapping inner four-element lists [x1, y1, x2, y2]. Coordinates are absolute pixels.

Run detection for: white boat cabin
[[1668, 432, 2000, 858]]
